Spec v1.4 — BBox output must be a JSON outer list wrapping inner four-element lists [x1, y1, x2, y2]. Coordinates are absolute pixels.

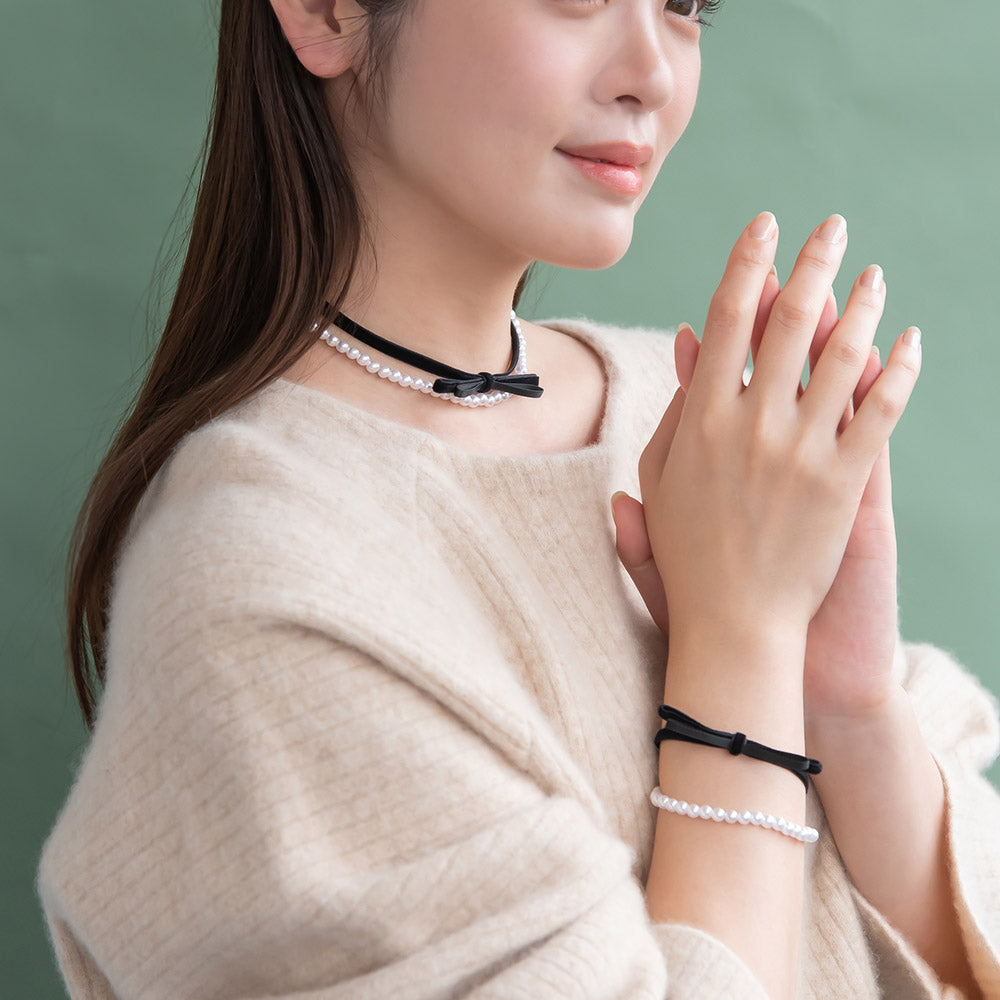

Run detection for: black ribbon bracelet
[[654, 705, 822, 791]]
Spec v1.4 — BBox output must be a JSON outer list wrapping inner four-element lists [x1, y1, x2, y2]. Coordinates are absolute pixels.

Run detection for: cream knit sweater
[[39, 319, 1000, 999]]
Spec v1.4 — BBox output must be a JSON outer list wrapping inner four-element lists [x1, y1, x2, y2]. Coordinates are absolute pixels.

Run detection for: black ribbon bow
[[654, 704, 822, 791], [433, 372, 542, 398]]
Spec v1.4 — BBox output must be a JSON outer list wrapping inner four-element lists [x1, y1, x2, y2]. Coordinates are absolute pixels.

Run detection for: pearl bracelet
[[650, 786, 819, 844]]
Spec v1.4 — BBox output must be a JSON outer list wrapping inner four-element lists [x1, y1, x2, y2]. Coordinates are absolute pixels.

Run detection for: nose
[[591, 6, 677, 111]]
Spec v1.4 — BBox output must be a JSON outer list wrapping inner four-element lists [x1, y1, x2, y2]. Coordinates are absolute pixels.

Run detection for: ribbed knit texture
[[38, 319, 1000, 999]]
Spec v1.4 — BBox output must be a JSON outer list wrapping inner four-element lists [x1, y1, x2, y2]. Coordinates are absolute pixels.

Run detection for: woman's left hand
[[613, 286, 907, 725]]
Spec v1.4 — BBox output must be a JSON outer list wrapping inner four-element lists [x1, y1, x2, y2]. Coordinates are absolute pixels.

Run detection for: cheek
[[661, 54, 701, 153]]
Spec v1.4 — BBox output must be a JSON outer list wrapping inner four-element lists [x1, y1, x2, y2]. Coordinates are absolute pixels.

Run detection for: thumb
[[611, 491, 669, 637]]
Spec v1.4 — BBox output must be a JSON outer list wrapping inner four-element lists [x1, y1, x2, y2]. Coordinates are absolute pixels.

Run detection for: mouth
[[556, 147, 647, 197], [556, 142, 654, 169]]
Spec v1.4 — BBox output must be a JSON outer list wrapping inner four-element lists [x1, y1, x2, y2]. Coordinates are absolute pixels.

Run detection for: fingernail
[[749, 211, 777, 241], [816, 214, 848, 244], [871, 345, 881, 363], [768, 264, 778, 280], [860, 264, 884, 292], [677, 321, 695, 334], [903, 327, 922, 350], [611, 490, 629, 511]]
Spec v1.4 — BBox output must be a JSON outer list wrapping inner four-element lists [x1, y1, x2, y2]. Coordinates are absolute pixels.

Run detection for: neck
[[331, 143, 533, 375], [337, 253, 527, 378]]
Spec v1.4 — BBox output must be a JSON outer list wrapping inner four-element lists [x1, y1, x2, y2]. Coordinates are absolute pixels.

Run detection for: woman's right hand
[[638, 212, 922, 657]]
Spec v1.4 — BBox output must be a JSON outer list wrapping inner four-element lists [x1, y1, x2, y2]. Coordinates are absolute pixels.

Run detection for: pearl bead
[[366, 361, 381, 373], [378, 367, 391, 378], [358, 354, 370, 366], [337, 342, 350, 354], [400, 375, 413, 388], [389, 371, 402, 383], [650, 787, 818, 844]]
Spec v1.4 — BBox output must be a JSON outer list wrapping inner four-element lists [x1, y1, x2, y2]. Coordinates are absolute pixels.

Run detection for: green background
[[3, 1, 998, 995]]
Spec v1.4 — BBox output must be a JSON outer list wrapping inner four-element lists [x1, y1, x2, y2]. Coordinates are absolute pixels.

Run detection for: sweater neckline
[[268, 317, 624, 467]]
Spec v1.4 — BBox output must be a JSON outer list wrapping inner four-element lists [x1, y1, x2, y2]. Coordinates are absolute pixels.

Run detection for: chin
[[546, 234, 634, 271]]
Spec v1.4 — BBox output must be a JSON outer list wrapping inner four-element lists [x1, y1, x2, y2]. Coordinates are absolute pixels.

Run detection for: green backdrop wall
[[3, 2, 998, 995]]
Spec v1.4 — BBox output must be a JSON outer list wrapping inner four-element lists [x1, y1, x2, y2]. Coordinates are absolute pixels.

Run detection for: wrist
[[664, 623, 807, 756], [804, 677, 908, 745], [668, 617, 809, 684]]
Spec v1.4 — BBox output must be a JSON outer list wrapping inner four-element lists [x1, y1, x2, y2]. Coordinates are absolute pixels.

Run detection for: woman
[[38, 1, 1000, 997]]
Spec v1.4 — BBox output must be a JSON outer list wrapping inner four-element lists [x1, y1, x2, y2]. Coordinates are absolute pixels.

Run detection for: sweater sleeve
[[38, 580, 768, 1000], [848, 641, 1000, 1000]]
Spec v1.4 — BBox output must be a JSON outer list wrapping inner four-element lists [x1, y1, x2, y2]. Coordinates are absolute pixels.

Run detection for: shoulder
[[898, 641, 1000, 772], [112, 383, 429, 634], [540, 315, 678, 366], [538, 316, 680, 446]]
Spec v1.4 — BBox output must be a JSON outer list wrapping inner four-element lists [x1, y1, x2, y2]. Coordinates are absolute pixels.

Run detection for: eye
[[665, 0, 723, 26]]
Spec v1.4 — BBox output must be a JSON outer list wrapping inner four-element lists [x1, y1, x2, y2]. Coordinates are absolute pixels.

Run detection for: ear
[[269, 0, 365, 79]]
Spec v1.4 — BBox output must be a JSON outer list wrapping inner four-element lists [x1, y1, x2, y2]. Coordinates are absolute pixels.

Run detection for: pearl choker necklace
[[315, 309, 543, 408]]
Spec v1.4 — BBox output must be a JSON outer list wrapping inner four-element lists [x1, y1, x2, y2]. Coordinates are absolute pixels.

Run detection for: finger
[[749, 266, 781, 367], [638, 386, 686, 492], [836, 345, 881, 433], [688, 211, 778, 401], [859, 442, 893, 516], [750, 214, 849, 398], [611, 492, 669, 635], [840, 327, 922, 466], [675, 323, 700, 391], [803, 264, 886, 426], [852, 343, 883, 410], [807, 288, 840, 381]]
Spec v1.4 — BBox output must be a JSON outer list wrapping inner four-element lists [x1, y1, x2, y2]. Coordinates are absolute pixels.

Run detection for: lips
[[556, 142, 654, 168], [557, 145, 647, 197]]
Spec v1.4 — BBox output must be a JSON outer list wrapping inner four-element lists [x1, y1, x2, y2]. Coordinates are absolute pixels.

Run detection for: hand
[[612, 265, 788, 637], [616, 316, 909, 721], [801, 371, 904, 723], [620, 213, 922, 668]]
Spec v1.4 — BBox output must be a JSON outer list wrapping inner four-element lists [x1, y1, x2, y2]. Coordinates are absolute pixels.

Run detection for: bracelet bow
[[654, 705, 823, 791]]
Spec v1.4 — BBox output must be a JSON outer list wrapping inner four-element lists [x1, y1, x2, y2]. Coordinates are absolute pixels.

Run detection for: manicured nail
[[860, 265, 884, 292], [677, 321, 695, 334], [903, 327, 922, 350], [871, 345, 881, 363], [816, 214, 848, 244], [768, 264, 778, 280], [749, 212, 777, 241]]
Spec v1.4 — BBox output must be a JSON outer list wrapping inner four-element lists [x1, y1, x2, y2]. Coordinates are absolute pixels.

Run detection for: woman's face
[[334, 0, 703, 273]]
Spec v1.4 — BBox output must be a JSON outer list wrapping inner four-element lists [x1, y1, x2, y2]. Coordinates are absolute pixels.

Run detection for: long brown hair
[[66, 0, 533, 728]]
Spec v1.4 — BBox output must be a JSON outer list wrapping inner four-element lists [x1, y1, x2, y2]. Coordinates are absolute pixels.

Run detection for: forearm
[[644, 626, 809, 1000], [806, 685, 982, 999]]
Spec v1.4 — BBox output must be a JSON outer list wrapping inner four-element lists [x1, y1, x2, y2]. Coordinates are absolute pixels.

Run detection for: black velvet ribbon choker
[[332, 312, 543, 399], [654, 705, 823, 791]]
